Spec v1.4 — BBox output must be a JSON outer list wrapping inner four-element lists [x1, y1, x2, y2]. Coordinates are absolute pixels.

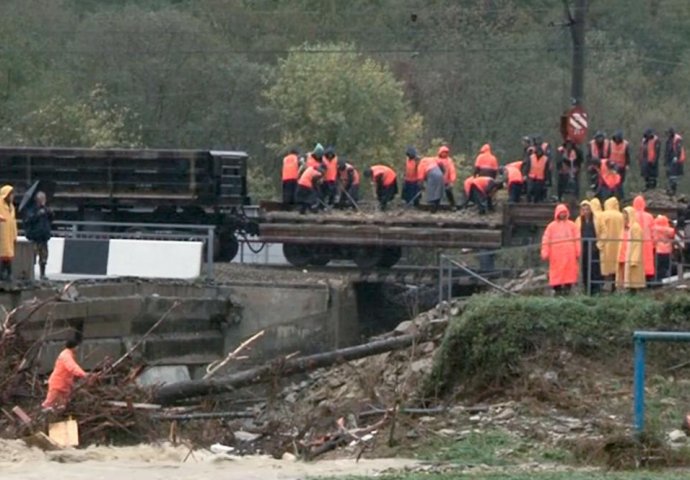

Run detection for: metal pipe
[[448, 258, 516, 296]]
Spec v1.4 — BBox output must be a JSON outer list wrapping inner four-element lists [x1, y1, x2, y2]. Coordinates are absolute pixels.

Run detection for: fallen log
[[154, 333, 424, 405]]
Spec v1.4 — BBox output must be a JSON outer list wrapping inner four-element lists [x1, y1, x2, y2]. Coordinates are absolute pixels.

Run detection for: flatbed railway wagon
[[0, 147, 254, 260]]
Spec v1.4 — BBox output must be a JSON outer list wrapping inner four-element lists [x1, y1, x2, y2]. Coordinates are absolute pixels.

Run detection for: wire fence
[[439, 236, 687, 302]]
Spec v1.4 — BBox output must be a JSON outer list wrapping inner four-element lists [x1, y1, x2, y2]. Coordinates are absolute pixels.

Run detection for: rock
[[669, 429, 687, 443], [449, 405, 465, 415], [284, 392, 297, 404], [210, 443, 235, 454], [419, 342, 436, 354], [494, 408, 515, 421], [469, 415, 482, 423], [406, 430, 419, 439], [543, 371, 559, 384], [234, 431, 261, 443], [394, 320, 417, 335], [437, 428, 457, 437], [419, 416, 436, 423], [281, 452, 297, 462], [410, 358, 433, 374], [466, 404, 490, 414], [327, 377, 345, 389]]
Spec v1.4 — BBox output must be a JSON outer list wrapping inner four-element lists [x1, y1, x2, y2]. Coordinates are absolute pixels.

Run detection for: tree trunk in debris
[[154, 333, 423, 405]]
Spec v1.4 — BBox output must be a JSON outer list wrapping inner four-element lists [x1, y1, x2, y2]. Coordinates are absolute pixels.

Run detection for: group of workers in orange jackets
[[281, 128, 685, 215], [282, 142, 496, 214], [541, 194, 677, 295]]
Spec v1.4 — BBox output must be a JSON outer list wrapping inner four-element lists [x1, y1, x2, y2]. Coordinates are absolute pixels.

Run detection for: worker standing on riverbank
[[541, 204, 580, 295]]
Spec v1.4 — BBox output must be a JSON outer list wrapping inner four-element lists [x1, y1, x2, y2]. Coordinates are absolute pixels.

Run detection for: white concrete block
[[107, 239, 202, 279]]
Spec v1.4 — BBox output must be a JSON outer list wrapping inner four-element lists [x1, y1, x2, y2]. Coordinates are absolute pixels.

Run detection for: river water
[[0, 440, 416, 480]]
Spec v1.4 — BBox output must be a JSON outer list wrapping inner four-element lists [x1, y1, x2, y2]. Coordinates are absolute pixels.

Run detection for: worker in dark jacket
[[640, 129, 661, 191], [364, 165, 398, 211], [337, 160, 360, 208], [402, 147, 420, 206], [665, 127, 686, 196], [556, 140, 583, 202], [24, 191, 53, 280]]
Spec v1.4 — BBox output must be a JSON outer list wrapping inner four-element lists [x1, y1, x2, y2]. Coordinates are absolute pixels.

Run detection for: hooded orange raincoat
[[616, 206, 645, 289], [541, 204, 580, 287], [42, 348, 87, 409], [599, 197, 624, 276], [437, 146, 456, 186], [474, 144, 498, 172], [632, 195, 655, 277]]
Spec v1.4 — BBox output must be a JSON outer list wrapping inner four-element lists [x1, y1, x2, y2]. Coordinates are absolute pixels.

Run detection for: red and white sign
[[566, 106, 588, 144]]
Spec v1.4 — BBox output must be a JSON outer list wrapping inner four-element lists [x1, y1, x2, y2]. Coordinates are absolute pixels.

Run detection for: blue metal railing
[[632, 330, 690, 433]]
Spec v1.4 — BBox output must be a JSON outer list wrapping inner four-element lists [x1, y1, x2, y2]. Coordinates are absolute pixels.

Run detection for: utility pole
[[565, 0, 587, 105]]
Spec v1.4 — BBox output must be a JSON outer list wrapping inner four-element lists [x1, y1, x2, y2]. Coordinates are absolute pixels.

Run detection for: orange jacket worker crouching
[[541, 204, 581, 294], [42, 338, 87, 410]]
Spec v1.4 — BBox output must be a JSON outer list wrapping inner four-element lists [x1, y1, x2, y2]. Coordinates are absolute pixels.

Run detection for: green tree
[[264, 42, 423, 165], [6, 85, 141, 147]]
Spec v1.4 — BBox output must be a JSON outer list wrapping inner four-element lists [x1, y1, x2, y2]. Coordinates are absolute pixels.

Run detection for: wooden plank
[[49, 419, 80, 447]]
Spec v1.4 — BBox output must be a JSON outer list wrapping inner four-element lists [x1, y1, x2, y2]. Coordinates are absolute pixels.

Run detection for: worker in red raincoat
[[541, 204, 580, 295], [42, 338, 88, 411], [632, 195, 656, 282]]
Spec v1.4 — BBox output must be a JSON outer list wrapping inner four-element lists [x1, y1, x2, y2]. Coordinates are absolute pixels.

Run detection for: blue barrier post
[[632, 331, 690, 433], [633, 336, 646, 432]]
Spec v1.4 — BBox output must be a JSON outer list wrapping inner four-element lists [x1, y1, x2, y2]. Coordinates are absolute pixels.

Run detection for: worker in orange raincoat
[[653, 215, 675, 281], [0, 185, 17, 281], [632, 195, 656, 282], [42, 338, 88, 411], [474, 144, 499, 178], [437, 146, 457, 208], [616, 206, 645, 290], [504, 161, 524, 203], [541, 204, 580, 295]]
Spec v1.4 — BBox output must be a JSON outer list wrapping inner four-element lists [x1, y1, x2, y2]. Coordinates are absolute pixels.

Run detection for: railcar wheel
[[353, 247, 383, 270], [377, 247, 402, 268], [216, 233, 239, 262], [283, 243, 312, 267]]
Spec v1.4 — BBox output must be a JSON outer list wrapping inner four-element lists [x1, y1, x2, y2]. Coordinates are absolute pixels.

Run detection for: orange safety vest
[[599, 161, 621, 189], [404, 158, 418, 182], [672, 133, 687, 163], [589, 139, 610, 159], [641, 136, 659, 164], [505, 161, 523, 185], [306, 154, 322, 169], [339, 163, 360, 186], [370, 165, 397, 187], [298, 166, 322, 189], [609, 140, 629, 169], [528, 154, 548, 180], [324, 155, 339, 182], [282, 153, 299, 181]]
